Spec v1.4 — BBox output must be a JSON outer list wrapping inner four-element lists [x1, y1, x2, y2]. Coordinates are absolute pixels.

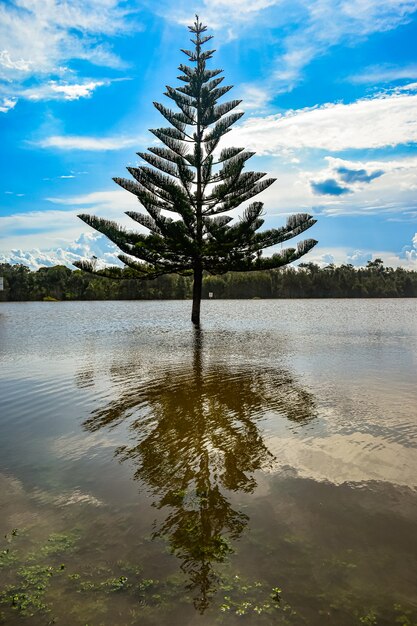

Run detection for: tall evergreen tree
[[74, 17, 317, 324]]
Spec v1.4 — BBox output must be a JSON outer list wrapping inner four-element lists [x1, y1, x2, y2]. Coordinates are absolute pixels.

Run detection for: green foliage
[[0, 530, 77, 620], [218, 576, 293, 619], [2, 527, 417, 624], [5, 564, 63, 616], [0, 527, 290, 624], [394, 604, 417, 626], [359, 609, 378, 624], [0, 548, 17, 570], [39, 532, 78, 556], [0, 529, 20, 570], [0, 529, 164, 622], [2, 260, 417, 301]]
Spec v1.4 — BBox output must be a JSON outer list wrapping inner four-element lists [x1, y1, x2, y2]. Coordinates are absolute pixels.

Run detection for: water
[[0, 300, 416, 625]]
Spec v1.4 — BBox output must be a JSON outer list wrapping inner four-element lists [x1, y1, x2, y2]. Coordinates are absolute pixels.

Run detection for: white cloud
[[224, 152, 417, 221], [3, 190, 24, 196], [236, 85, 271, 111], [0, 49, 30, 72], [0, 0, 134, 79], [338, 0, 417, 31], [172, 0, 280, 30], [346, 250, 373, 265], [309, 156, 417, 216], [46, 189, 137, 207], [3, 235, 417, 272], [349, 64, 417, 84], [12, 80, 108, 102], [0, 189, 138, 250], [0, 232, 122, 271], [207, 0, 277, 11], [36, 135, 142, 151], [273, 45, 317, 88], [0, 96, 17, 112], [401, 232, 417, 264], [396, 81, 417, 92], [225, 90, 417, 153], [305, 241, 417, 269], [52, 81, 105, 100], [0, 0, 139, 108]]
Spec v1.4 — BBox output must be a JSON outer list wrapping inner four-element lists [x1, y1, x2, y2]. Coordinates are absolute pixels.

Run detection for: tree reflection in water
[[81, 329, 316, 612]]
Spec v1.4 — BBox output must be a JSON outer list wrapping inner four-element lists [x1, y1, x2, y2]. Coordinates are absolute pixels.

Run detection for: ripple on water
[[0, 300, 417, 625]]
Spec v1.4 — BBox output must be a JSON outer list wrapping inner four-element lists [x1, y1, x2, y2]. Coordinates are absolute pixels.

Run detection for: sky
[[1, 0, 417, 270]]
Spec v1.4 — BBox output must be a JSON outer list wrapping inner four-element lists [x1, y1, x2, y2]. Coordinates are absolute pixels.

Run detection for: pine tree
[[74, 16, 317, 324]]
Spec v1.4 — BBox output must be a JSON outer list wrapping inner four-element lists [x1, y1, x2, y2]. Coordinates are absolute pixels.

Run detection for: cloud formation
[[244, 154, 417, 219], [3, 232, 417, 272], [0, 96, 17, 113], [14, 80, 108, 102], [302, 156, 417, 214], [0, 0, 139, 108], [0, 232, 121, 271], [36, 135, 142, 151], [310, 162, 385, 196], [225, 89, 417, 153], [401, 232, 417, 264], [306, 238, 417, 269], [346, 250, 373, 265], [0, 189, 138, 251], [349, 63, 417, 84]]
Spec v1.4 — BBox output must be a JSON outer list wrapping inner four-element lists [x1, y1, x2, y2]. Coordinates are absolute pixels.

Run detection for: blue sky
[[1, 0, 417, 270]]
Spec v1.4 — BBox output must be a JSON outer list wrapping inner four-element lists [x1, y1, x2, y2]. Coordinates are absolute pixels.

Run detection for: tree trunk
[[191, 264, 203, 325]]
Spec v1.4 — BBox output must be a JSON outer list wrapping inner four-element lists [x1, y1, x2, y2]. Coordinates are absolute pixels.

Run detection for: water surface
[[1, 300, 416, 624]]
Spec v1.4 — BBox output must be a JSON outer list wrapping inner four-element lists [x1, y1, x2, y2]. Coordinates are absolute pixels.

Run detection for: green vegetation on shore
[[1, 259, 417, 302]]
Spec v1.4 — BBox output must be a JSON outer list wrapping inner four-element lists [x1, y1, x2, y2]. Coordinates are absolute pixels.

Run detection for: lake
[[0, 300, 416, 625]]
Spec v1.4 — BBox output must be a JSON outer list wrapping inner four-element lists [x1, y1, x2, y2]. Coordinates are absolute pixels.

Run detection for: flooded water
[[0, 299, 416, 625]]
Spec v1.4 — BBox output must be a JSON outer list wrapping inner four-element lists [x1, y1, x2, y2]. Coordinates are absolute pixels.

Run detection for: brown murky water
[[0, 300, 416, 625]]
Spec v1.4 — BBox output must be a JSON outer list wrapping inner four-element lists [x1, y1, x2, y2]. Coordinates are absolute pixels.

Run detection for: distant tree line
[[1, 258, 417, 302]]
